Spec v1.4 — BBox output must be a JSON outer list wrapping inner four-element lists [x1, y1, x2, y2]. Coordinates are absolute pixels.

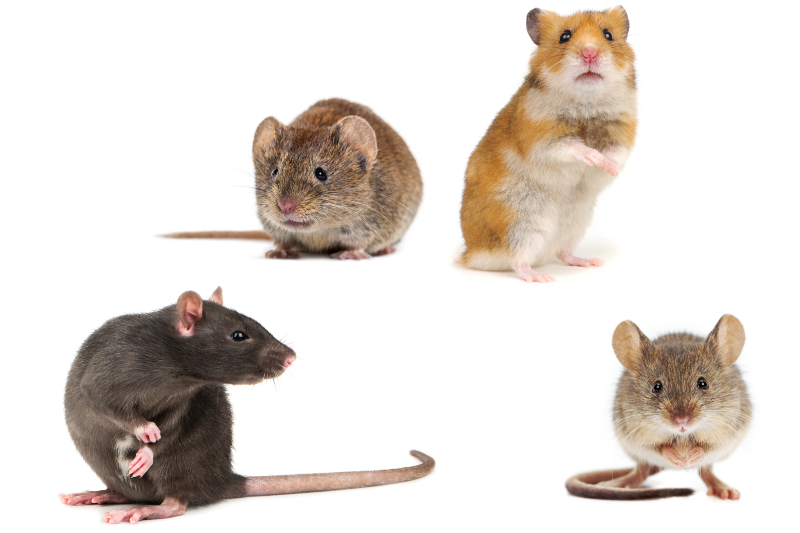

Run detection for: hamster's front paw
[[577, 147, 619, 176], [134, 422, 161, 443], [331, 249, 372, 260], [557, 251, 604, 268], [684, 446, 705, 468], [128, 446, 154, 477], [661, 445, 687, 469], [512, 261, 556, 283]]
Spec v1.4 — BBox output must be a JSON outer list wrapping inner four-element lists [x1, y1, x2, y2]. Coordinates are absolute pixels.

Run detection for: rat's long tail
[[565, 468, 694, 500], [161, 230, 271, 240], [241, 450, 434, 497]]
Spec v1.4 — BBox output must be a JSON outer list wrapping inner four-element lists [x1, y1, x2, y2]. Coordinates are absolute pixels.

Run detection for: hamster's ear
[[209, 286, 223, 306], [335, 116, 378, 163], [607, 6, 630, 39], [177, 291, 204, 336], [253, 117, 284, 158], [526, 8, 547, 45], [706, 315, 745, 367], [612, 320, 650, 373]]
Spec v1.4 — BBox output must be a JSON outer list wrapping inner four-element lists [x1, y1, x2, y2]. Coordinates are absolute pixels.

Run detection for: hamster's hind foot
[[512, 261, 556, 283], [331, 249, 371, 260], [104, 498, 187, 524], [60, 489, 131, 506], [700, 466, 740, 500], [266, 249, 300, 259], [557, 251, 604, 268]]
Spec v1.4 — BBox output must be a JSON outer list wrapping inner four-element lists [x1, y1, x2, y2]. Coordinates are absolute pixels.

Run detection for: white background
[[2, 0, 797, 530]]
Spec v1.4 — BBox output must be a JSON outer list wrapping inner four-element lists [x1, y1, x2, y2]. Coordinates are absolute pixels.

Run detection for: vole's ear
[[526, 8, 548, 45], [706, 315, 745, 367], [608, 5, 630, 39], [334, 116, 378, 164], [612, 320, 650, 373], [209, 286, 223, 306], [177, 291, 204, 336], [253, 117, 284, 158]]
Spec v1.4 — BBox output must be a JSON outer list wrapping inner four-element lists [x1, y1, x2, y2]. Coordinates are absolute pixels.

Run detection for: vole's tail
[[565, 468, 694, 500], [241, 450, 434, 497], [160, 230, 271, 240]]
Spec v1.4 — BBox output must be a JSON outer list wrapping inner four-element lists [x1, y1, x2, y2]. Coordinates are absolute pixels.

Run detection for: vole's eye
[[231, 331, 249, 341], [271, 168, 278, 178], [652, 381, 663, 393], [603, 29, 613, 41], [314, 167, 328, 181], [559, 30, 572, 44], [697, 377, 709, 390]]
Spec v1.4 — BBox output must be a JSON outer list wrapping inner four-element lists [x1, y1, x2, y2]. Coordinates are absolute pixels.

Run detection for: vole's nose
[[279, 198, 296, 215], [582, 45, 598, 63]]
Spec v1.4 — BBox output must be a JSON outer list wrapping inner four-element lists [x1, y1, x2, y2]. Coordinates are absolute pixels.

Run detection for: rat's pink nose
[[674, 414, 691, 425], [279, 198, 296, 215], [582, 45, 598, 63], [284, 353, 296, 367]]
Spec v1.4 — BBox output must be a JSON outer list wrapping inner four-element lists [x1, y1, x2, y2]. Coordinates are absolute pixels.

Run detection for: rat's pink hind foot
[[104, 497, 187, 524], [128, 446, 154, 477], [60, 489, 131, 506], [266, 249, 300, 259], [557, 251, 604, 268], [700, 466, 740, 500], [331, 249, 371, 260], [512, 261, 556, 283], [373, 246, 396, 256]]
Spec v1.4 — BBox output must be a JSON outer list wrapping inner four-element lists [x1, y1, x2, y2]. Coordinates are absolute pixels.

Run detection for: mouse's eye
[[231, 331, 249, 341], [697, 377, 709, 390], [271, 168, 278, 178], [603, 29, 613, 41], [559, 30, 572, 44], [652, 381, 663, 393], [314, 167, 328, 182]]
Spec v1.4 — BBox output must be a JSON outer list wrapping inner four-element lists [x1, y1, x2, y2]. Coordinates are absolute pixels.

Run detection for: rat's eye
[[314, 167, 328, 181], [559, 30, 572, 44], [271, 168, 278, 178], [697, 377, 709, 390], [652, 381, 663, 393], [603, 29, 613, 41], [231, 331, 249, 341]]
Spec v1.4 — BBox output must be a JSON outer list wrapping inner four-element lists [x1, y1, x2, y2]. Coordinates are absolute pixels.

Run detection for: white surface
[[1, 0, 797, 530]]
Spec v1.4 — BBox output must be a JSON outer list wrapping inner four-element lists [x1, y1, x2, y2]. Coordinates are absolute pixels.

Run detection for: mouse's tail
[[160, 230, 271, 240], [240, 450, 434, 497], [565, 468, 694, 500]]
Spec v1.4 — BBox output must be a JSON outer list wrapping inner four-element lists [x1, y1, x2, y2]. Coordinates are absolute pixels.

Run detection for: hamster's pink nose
[[582, 45, 598, 63], [674, 414, 691, 425], [279, 198, 296, 215], [284, 353, 296, 367]]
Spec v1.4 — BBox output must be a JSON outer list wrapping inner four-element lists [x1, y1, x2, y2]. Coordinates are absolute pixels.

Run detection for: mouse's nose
[[582, 45, 598, 63], [279, 198, 296, 215], [674, 414, 691, 425]]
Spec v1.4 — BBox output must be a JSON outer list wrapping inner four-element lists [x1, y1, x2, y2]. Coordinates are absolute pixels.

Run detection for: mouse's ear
[[335, 116, 378, 163], [607, 6, 630, 39], [253, 117, 285, 158], [209, 286, 223, 306], [705, 315, 745, 367], [612, 320, 650, 373], [526, 8, 548, 46], [177, 291, 204, 336]]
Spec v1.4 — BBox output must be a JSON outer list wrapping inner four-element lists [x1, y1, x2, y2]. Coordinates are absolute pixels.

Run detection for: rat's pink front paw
[[266, 249, 300, 259], [134, 422, 161, 443], [129, 447, 154, 477], [662, 445, 687, 469], [331, 249, 371, 260], [684, 446, 705, 468]]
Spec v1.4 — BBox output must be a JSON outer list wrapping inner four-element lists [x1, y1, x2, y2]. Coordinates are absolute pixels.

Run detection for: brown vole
[[566, 315, 751, 500], [61, 288, 434, 523], [165, 98, 423, 260], [459, 7, 637, 282]]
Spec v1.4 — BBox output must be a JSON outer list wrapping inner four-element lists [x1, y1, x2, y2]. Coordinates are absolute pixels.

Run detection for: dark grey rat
[[165, 98, 423, 260], [566, 315, 751, 500], [61, 287, 434, 524]]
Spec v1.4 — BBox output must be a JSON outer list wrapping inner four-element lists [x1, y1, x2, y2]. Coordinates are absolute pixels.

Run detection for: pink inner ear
[[209, 287, 223, 306], [177, 291, 204, 336]]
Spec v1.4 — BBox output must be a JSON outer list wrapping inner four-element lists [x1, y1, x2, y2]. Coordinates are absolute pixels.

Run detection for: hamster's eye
[[314, 167, 328, 182], [652, 381, 663, 393], [559, 30, 572, 44], [603, 29, 613, 41], [231, 331, 249, 341], [271, 168, 278, 178], [697, 377, 709, 390]]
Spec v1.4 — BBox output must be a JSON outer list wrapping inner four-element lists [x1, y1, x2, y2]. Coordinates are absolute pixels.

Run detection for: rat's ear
[[209, 286, 223, 306], [253, 117, 284, 158], [526, 8, 547, 45], [608, 5, 630, 39], [612, 320, 650, 373], [177, 291, 204, 336], [335, 116, 378, 163], [706, 315, 745, 367]]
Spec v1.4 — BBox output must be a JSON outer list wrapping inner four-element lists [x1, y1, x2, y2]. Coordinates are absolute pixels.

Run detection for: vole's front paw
[[129, 446, 154, 477], [134, 422, 161, 443], [662, 445, 687, 469], [684, 446, 705, 468]]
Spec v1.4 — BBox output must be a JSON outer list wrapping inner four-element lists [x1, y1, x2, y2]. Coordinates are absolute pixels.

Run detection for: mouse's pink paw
[[662, 445, 687, 469], [373, 246, 396, 256], [60, 489, 131, 506], [103, 498, 187, 524], [331, 249, 371, 260], [706, 479, 740, 500], [684, 446, 705, 468], [557, 251, 604, 268], [129, 446, 154, 477], [134, 422, 161, 443], [266, 249, 300, 259], [512, 262, 556, 283]]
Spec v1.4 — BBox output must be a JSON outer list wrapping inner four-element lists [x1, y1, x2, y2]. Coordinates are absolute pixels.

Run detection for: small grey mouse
[[566, 315, 751, 500], [61, 287, 434, 524], [165, 98, 423, 260]]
